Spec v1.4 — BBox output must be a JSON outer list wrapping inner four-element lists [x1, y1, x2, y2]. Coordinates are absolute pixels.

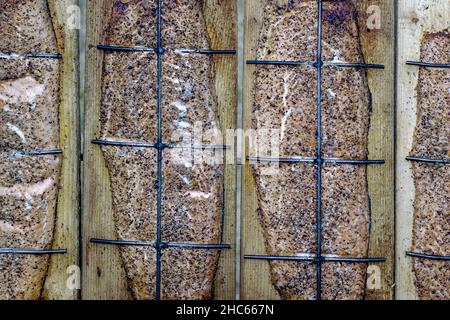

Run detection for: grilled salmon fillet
[[251, 0, 371, 299], [100, 0, 223, 299], [410, 31, 450, 300], [0, 0, 60, 299]]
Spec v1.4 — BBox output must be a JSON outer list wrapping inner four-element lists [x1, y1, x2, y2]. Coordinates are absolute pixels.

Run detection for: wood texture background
[[41, 0, 80, 300], [82, 0, 237, 300], [49, 0, 449, 300], [241, 1, 278, 299], [241, 0, 395, 300], [396, 0, 450, 300]]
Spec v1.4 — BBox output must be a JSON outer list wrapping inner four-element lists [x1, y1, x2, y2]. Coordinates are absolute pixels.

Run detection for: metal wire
[[247, 60, 384, 69], [97, 45, 236, 55], [406, 252, 450, 261], [170, 144, 230, 150], [24, 149, 63, 156], [247, 156, 316, 163], [0, 52, 62, 59], [164, 243, 231, 250], [0, 248, 67, 255], [92, 139, 158, 149], [247, 60, 314, 66], [245, 254, 385, 263], [406, 61, 450, 68], [91, 238, 156, 247], [245, 255, 316, 262], [90, 238, 230, 250], [324, 158, 385, 165], [92, 139, 229, 150], [177, 49, 237, 55], [3, 149, 63, 157], [154, 0, 164, 300], [247, 156, 384, 165], [406, 156, 450, 165], [323, 256, 385, 263], [97, 44, 155, 52], [315, 0, 324, 300], [324, 62, 384, 69], [244, 0, 386, 300]]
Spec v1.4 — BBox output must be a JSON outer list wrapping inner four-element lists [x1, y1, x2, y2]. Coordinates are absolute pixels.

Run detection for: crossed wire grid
[[244, 0, 388, 300], [90, 0, 236, 300]]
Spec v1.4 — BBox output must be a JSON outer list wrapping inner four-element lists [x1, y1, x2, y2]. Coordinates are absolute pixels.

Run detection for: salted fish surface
[[100, 0, 223, 300], [410, 31, 450, 300], [0, 0, 61, 299], [251, 0, 371, 300]]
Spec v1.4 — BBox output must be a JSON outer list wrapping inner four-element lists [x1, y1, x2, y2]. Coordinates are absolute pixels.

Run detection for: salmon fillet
[[251, 0, 371, 300], [100, 0, 223, 299], [410, 31, 450, 300], [0, 0, 61, 299]]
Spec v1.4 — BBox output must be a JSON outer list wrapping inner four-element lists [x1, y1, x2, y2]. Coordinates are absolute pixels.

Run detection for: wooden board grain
[[82, 0, 129, 300], [242, 0, 279, 300], [396, 0, 450, 301], [356, 0, 395, 301], [42, 0, 80, 300], [203, 0, 238, 300], [82, 0, 237, 300], [242, 0, 395, 300]]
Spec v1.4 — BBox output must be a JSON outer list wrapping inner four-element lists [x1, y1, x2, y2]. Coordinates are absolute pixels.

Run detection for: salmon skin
[[410, 31, 449, 300], [100, 0, 223, 299], [0, 0, 61, 299], [251, 0, 371, 299]]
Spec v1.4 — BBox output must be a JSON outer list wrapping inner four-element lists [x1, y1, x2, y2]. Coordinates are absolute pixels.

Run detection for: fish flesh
[[410, 31, 450, 300], [100, 0, 223, 299], [251, 0, 371, 299], [0, 0, 61, 299]]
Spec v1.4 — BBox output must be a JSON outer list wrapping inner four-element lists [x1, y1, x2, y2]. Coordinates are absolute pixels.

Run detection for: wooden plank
[[242, 0, 280, 300], [242, 0, 395, 300], [82, 0, 237, 300], [355, 0, 395, 300], [42, 0, 80, 300], [203, 0, 238, 300], [396, 0, 450, 301], [82, 0, 129, 300]]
